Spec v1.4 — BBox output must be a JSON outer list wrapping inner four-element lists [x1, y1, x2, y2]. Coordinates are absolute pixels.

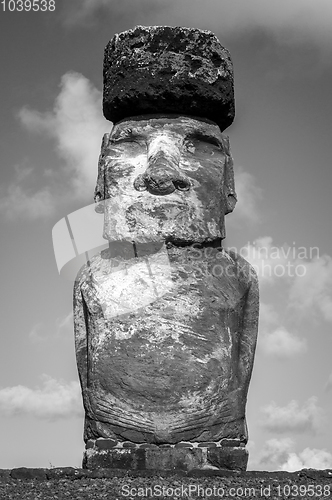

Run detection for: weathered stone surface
[[96, 438, 118, 449], [74, 27, 259, 472], [2, 466, 332, 480], [220, 438, 244, 447], [74, 117, 258, 448], [2, 468, 332, 498], [123, 442, 137, 448], [85, 448, 139, 470], [198, 442, 217, 448], [86, 439, 95, 449], [103, 26, 234, 131], [46, 467, 85, 479], [93, 116, 237, 243], [208, 447, 248, 471], [10, 467, 47, 480], [0, 469, 11, 480], [83, 445, 248, 471], [74, 236, 258, 445]]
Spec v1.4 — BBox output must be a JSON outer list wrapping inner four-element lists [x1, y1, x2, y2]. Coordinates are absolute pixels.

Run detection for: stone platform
[[1, 466, 331, 500], [83, 439, 248, 471]]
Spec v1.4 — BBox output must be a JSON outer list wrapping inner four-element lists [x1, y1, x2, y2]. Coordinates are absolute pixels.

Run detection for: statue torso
[[75, 245, 254, 443]]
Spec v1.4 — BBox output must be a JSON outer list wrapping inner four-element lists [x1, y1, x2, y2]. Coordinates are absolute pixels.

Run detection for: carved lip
[[147, 184, 176, 196], [152, 201, 188, 211], [129, 200, 189, 215]]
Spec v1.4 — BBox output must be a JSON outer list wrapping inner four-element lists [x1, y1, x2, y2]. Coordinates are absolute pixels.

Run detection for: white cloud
[[18, 71, 110, 202], [242, 237, 295, 284], [258, 302, 306, 357], [62, 0, 108, 25], [260, 327, 307, 357], [325, 372, 332, 391], [64, 0, 332, 52], [1, 73, 109, 220], [239, 238, 332, 326], [57, 311, 73, 329], [324, 371, 332, 392], [280, 448, 332, 472], [256, 438, 294, 468], [289, 255, 332, 323], [230, 167, 262, 226], [249, 278, 307, 359], [261, 397, 324, 434], [0, 375, 83, 420], [63, 0, 168, 27], [28, 323, 46, 343], [56, 311, 74, 336], [0, 183, 55, 220], [259, 302, 279, 326], [254, 439, 332, 471], [28, 314, 74, 343]]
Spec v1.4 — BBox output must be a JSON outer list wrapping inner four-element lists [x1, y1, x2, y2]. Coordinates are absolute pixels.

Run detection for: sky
[[0, 0, 332, 471]]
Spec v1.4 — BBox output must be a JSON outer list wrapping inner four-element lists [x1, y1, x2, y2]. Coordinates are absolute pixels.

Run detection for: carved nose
[[145, 167, 176, 195], [134, 165, 191, 195]]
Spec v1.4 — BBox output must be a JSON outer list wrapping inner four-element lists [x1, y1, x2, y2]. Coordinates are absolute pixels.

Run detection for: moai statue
[[74, 26, 259, 471]]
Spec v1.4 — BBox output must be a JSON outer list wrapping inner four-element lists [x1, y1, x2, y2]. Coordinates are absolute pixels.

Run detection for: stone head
[[94, 26, 237, 244], [94, 115, 237, 243]]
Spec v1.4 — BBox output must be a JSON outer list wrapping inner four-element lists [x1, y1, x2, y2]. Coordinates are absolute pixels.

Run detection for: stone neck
[[107, 239, 223, 261]]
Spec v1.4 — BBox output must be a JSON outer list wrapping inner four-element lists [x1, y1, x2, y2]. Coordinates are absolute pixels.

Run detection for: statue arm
[[73, 276, 89, 391], [238, 264, 259, 393]]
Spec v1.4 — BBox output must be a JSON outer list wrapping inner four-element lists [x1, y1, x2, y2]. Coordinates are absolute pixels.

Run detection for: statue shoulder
[[222, 248, 258, 286], [74, 252, 105, 291]]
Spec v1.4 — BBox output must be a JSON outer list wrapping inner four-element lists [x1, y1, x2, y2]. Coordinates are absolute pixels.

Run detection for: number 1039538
[[1, 0, 55, 11]]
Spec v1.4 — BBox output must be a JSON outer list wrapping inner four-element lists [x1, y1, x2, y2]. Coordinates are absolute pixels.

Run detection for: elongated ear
[[222, 135, 237, 214], [94, 133, 110, 213]]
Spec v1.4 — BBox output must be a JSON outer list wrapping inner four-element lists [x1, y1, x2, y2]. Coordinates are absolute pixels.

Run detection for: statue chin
[[102, 202, 226, 244]]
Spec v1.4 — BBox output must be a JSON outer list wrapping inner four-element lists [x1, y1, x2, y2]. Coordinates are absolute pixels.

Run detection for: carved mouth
[[152, 202, 187, 211], [107, 238, 223, 260], [164, 237, 222, 248], [148, 184, 176, 195]]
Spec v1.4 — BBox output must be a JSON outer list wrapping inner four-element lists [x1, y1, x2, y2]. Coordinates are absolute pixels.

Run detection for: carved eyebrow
[[185, 131, 223, 148], [110, 128, 144, 143]]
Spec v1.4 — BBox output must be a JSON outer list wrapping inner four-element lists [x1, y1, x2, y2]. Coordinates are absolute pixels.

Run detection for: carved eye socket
[[111, 128, 134, 143], [94, 191, 102, 203], [111, 129, 146, 150], [187, 133, 223, 151], [184, 140, 195, 153], [123, 128, 133, 137], [173, 179, 191, 191], [225, 193, 237, 213], [94, 192, 105, 213], [133, 174, 147, 191]]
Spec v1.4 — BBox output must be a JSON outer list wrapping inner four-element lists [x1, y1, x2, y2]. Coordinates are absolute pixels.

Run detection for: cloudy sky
[[1, 0, 332, 471]]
